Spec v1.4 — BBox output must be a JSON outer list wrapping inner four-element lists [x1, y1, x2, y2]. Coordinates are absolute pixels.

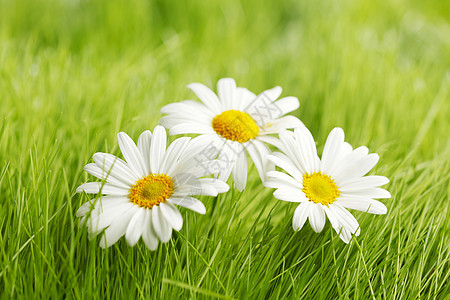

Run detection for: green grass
[[1, 0, 449, 298]]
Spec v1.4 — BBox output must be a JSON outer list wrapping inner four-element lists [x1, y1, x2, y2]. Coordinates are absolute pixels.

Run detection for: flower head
[[76, 126, 229, 249], [160, 78, 302, 191], [265, 125, 390, 243]]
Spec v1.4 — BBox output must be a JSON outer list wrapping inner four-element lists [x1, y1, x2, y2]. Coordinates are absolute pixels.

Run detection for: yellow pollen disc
[[212, 110, 259, 143], [302, 172, 340, 206], [129, 174, 174, 209]]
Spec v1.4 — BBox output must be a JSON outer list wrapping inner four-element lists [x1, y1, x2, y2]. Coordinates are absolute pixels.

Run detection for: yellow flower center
[[129, 174, 174, 209], [302, 172, 340, 206], [212, 110, 259, 143]]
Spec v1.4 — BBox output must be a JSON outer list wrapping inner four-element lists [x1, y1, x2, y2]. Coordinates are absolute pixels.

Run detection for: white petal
[[169, 123, 215, 135], [232, 150, 247, 191], [159, 137, 191, 174], [87, 202, 134, 235], [341, 188, 391, 199], [172, 171, 203, 187], [273, 96, 300, 116], [179, 134, 220, 162], [265, 171, 302, 188], [264, 179, 299, 191], [92, 153, 139, 185], [262, 86, 282, 101], [256, 135, 284, 149], [117, 132, 146, 178], [170, 197, 206, 214], [337, 197, 387, 214], [99, 206, 136, 248], [267, 152, 303, 182], [160, 201, 183, 231], [159, 103, 214, 130], [332, 204, 360, 232], [142, 209, 159, 250], [244, 90, 282, 124], [248, 98, 296, 122], [160, 115, 209, 129], [339, 142, 353, 161], [349, 146, 369, 159], [125, 208, 146, 246], [331, 147, 374, 182], [245, 143, 266, 178], [198, 178, 230, 193], [338, 154, 380, 182], [337, 227, 353, 244], [173, 183, 218, 197], [339, 176, 389, 191], [292, 202, 311, 231], [236, 87, 257, 110], [329, 204, 361, 240], [308, 205, 326, 233], [324, 141, 354, 177], [277, 130, 301, 165], [217, 78, 237, 109], [76, 196, 129, 217], [79, 216, 87, 228], [273, 187, 308, 202], [137, 130, 152, 175], [76, 182, 129, 196], [264, 171, 302, 190], [188, 82, 223, 114], [217, 142, 238, 183], [251, 139, 275, 175], [341, 146, 369, 164], [246, 140, 274, 183], [151, 205, 172, 243], [150, 125, 167, 173], [83, 163, 130, 189], [322, 205, 340, 231], [171, 160, 218, 179], [322, 206, 351, 243], [275, 130, 306, 174], [77, 201, 95, 217], [294, 125, 320, 173], [160, 100, 215, 119], [260, 116, 303, 134], [320, 128, 345, 175], [169, 135, 221, 178]]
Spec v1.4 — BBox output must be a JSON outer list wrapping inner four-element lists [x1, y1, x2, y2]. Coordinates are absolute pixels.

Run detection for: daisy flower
[[160, 78, 302, 191], [76, 125, 229, 249], [265, 125, 390, 243]]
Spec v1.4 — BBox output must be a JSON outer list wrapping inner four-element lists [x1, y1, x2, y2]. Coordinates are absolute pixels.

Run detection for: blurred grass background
[[0, 0, 449, 298]]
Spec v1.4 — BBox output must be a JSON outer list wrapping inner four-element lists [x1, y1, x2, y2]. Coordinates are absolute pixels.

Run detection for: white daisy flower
[[160, 78, 302, 191], [76, 125, 229, 249], [265, 125, 390, 243]]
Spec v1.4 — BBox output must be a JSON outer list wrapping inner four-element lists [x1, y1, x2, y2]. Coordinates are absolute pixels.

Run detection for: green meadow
[[0, 0, 449, 298]]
